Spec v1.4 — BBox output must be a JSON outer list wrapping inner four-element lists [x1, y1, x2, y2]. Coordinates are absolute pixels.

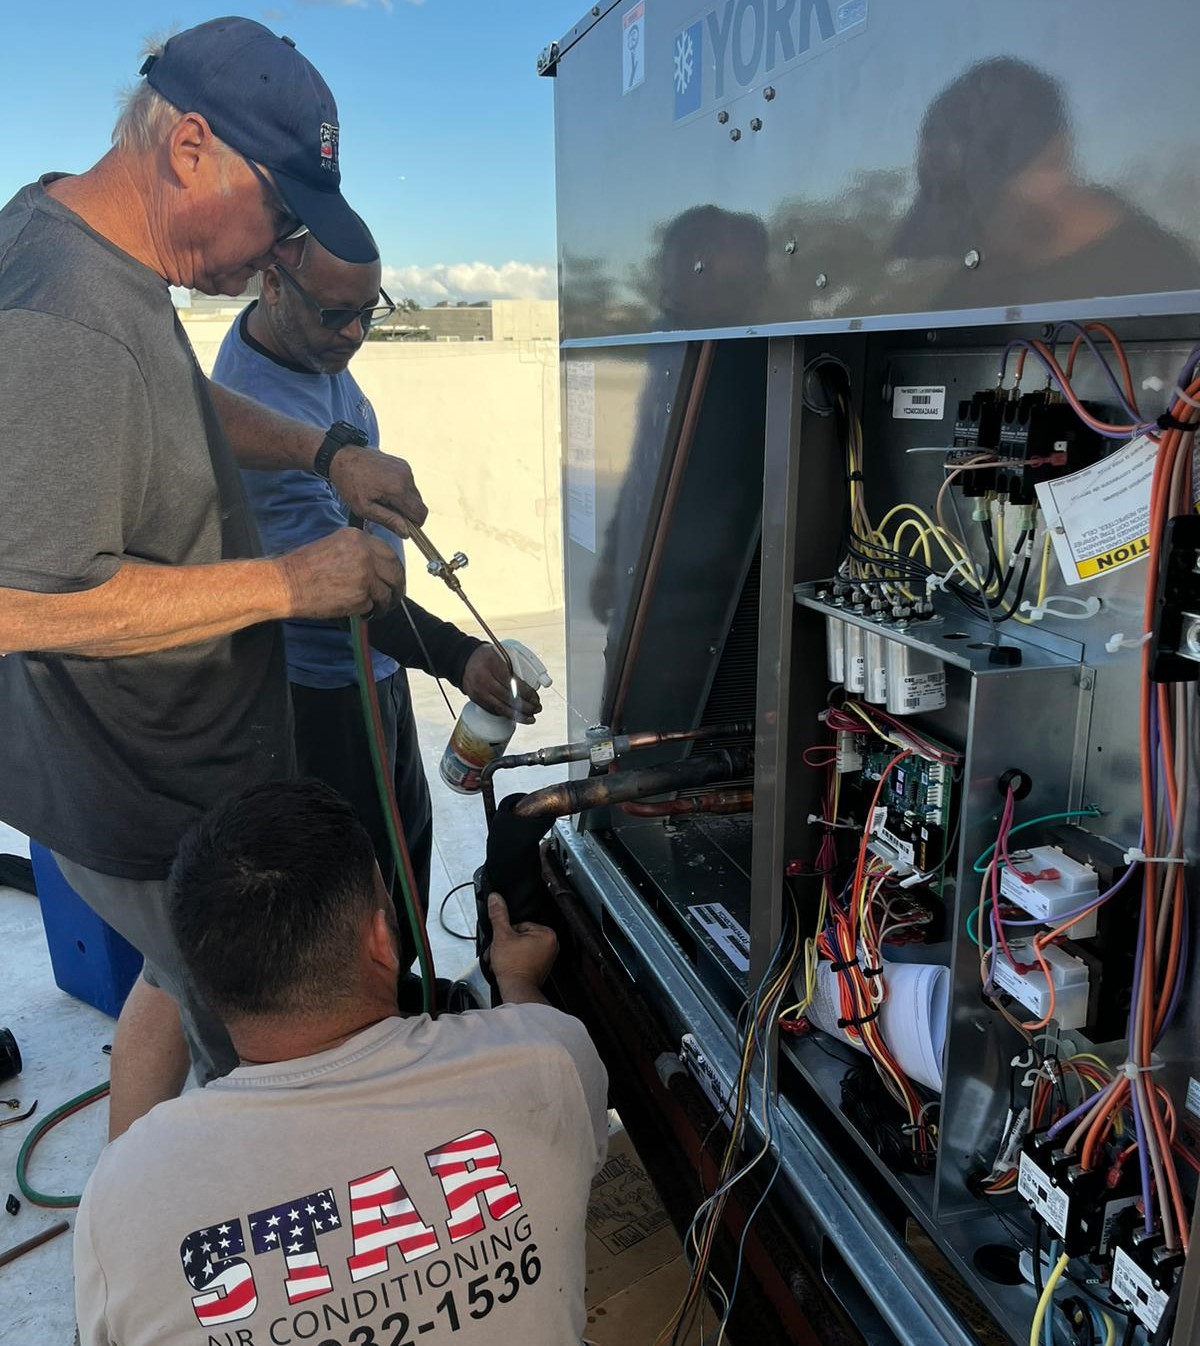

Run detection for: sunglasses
[[275, 264, 397, 332], [242, 157, 310, 248]]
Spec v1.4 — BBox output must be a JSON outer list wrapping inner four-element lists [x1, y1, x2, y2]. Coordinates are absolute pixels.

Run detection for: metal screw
[[964, 248, 982, 269], [717, 109, 730, 125], [785, 239, 797, 255], [729, 127, 741, 141], [763, 86, 776, 100], [1040, 323, 1055, 339], [708, 645, 718, 655], [627, 567, 635, 576], [1185, 619, 1200, 656], [1192, 555, 1200, 574], [693, 260, 703, 274], [815, 272, 828, 289], [750, 117, 763, 132], [592, 5, 600, 14], [1079, 673, 1094, 691], [926, 330, 939, 343], [665, 402, 672, 413]]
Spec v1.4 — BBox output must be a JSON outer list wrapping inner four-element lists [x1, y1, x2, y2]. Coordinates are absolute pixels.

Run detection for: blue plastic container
[[30, 842, 142, 1018]]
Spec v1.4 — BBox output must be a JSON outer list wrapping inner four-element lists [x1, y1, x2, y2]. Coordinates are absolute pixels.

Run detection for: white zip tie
[[1105, 630, 1152, 653], [1121, 846, 1186, 866], [1021, 595, 1101, 622]]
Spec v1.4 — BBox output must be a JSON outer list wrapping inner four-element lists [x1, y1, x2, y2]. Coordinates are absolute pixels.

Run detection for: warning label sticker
[[688, 902, 750, 973], [1035, 434, 1200, 586]]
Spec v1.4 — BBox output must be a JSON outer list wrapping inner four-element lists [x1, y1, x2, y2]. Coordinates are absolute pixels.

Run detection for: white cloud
[[382, 261, 556, 305], [298, 0, 423, 10]]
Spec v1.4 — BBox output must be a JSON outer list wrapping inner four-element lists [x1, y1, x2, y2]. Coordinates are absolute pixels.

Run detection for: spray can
[[440, 639, 552, 794]]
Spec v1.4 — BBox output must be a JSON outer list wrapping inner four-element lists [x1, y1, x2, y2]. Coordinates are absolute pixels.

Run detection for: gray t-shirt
[[0, 178, 293, 878], [75, 1005, 610, 1346]]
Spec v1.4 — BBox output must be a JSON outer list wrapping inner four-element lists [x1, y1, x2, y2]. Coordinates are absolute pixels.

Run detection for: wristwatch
[[313, 421, 368, 480]]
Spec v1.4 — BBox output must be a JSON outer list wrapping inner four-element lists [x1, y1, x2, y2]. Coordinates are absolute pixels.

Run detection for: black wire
[[438, 882, 475, 941], [1033, 1218, 1045, 1296], [1119, 1314, 1138, 1346]]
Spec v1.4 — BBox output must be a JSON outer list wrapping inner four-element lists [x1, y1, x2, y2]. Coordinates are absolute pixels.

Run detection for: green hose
[[350, 612, 436, 1014], [16, 1082, 110, 1208]]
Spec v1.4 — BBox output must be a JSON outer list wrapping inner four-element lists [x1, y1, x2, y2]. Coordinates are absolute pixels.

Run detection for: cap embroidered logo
[[319, 122, 339, 173]]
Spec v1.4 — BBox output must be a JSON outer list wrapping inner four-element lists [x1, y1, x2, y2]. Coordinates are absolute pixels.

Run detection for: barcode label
[[892, 385, 946, 420]]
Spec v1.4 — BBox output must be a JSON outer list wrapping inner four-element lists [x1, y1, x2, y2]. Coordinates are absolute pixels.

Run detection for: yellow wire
[[1100, 1311, 1115, 1346], [1029, 1252, 1069, 1346]]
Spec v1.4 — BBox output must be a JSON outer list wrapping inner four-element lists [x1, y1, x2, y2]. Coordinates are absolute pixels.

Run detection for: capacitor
[[843, 622, 867, 694], [826, 614, 846, 683], [865, 629, 888, 704], [884, 640, 947, 716]]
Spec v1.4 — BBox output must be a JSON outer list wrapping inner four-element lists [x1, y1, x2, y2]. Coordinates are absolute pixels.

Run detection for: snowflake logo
[[674, 29, 694, 95]]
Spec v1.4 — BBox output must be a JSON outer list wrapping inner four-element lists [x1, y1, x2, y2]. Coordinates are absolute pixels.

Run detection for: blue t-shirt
[[212, 305, 401, 688]]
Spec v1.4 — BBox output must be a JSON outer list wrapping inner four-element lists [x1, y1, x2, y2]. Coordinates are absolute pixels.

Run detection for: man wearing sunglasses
[[213, 234, 542, 962], [0, 19, 435, 1138]]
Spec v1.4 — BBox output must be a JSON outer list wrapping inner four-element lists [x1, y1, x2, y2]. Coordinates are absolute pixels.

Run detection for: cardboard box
[[585, 1129, 704, 1345]]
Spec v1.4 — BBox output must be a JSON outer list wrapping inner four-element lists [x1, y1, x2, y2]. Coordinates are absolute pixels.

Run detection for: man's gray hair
[[112, 35, 238, 162], [112, 40, 178, 152]]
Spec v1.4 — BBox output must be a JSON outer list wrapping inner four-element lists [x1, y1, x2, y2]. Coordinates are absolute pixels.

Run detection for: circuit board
[[837, 732, 957, 893]]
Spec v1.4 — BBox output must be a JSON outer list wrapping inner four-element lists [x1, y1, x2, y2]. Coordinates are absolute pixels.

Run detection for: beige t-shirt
[[75, 1005, 608, 1346]]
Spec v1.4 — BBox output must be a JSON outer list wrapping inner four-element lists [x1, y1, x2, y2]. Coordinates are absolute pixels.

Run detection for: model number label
[[892, 385, 946, 420], [1017, 1151, 1069, 1238], [1111, 1247, 1169, 1330]]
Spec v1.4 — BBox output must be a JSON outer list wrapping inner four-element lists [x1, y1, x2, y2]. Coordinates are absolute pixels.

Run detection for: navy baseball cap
[[141, 17, 377, 264]]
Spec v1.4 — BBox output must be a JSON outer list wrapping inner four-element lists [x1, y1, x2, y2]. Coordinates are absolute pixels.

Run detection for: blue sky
[[1, 0, 585, 302]]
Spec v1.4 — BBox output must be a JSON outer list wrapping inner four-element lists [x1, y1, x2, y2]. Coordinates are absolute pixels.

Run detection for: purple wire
[[1126, 898, 1155, 1232], [1048, 321, 1142, 422], [998, 860, 1137, 928], [997, 340, 1141, 440]]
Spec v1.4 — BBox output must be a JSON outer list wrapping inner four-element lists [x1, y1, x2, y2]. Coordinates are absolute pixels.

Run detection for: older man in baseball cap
[[0, 18, 424, 1137]]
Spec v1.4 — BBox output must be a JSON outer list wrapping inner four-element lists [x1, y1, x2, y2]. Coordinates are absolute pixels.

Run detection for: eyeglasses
[[242, 157, 309, 247], [275, 264, 397, 332]]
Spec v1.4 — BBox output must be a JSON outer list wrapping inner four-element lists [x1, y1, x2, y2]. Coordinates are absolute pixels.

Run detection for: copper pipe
[[620, 788, 754, 818], [511, 749, 752, 821], [479, 721, 753, 823], [609, 340, 717, 730]]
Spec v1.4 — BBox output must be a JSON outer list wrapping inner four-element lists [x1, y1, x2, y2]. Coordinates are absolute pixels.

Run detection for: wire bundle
[[654, 885, 803, 1346]]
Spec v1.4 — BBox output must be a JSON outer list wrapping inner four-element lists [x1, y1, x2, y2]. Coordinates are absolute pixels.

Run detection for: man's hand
[[462, 646, 542, 723], [276, 529, 406, 620], [329, 447, 428, 537], [487, 893, 557, 1005]]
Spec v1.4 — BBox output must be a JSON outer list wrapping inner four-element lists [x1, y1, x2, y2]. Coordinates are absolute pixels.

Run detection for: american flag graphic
[[180, 1221, 257, 1327], [249, 1189, 340, 1305], [347, 1168, 440, 1282], [425, 1130, 523, 1244]]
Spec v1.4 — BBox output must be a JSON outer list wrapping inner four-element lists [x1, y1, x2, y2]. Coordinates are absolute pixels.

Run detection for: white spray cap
[[501, 638, 552, 690]]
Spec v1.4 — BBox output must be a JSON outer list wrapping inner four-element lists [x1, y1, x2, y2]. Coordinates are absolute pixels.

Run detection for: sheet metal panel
[[550, 0, 1200, 342]]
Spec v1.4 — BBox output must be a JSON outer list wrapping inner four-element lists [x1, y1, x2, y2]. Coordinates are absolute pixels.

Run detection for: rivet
[[815, 272, 828, 289], [750, 117, 763, 132], [964, 248, 982, 269], [693, 261, 703, 274], [729, 127, 741, 141], [763, 86, 776, 101], [785, 239, 797, 255], [717, 109, 730, 125]]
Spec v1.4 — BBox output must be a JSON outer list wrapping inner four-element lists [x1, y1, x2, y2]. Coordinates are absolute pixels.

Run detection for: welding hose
[[349, 611, 437, 1015], [16, 1082, 110, 1208]]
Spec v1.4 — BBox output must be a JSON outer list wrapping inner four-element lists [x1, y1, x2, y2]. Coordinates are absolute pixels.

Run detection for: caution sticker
[[1036, 434, 1200, 586]]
